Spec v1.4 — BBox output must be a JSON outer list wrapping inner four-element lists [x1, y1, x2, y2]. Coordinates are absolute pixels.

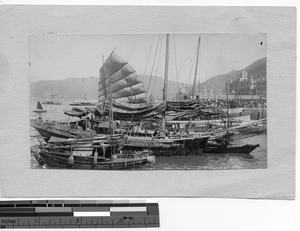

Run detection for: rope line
[[147, 35, 161, 94], [153, 36, 163, 98], [143, 35, 156, 76]]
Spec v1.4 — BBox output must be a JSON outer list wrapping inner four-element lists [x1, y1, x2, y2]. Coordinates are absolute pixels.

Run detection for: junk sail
[[98, 51, 147, 104], [33, 101, 47, 113], [97, 51, 166, 121], [37, 101, 44, 110], [97, 50, 218, 121]]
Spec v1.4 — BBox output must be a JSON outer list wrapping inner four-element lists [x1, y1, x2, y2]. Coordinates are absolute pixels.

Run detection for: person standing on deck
[[90, 114, 94, 130], [86, 117, 91, 130]]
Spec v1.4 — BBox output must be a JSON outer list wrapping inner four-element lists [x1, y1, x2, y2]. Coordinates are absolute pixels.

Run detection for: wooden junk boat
[[95, 46, 211, 156], [70, 95, 97, 106], [42, 94, 62, 105], [34, 135, 155, 170], [32, 46, 212, 157], [33, 101, 47, 113], [31, 116, 209, 156]]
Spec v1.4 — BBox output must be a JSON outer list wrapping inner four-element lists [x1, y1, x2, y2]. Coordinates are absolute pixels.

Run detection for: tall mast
[[108, 78, 114, 135], [101, 53, 113, 134], [161, 34, 169, 130], [187, 36, 201, 133], [226, 83, 229, 129], [101, 54, 107, 101], [192, 36, 201, 98], [99, 54, 107, 104], [163, 34, 169, 102]]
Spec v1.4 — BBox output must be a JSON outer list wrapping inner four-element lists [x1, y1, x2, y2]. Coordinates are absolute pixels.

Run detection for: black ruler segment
[[0, 200, 159, 229]]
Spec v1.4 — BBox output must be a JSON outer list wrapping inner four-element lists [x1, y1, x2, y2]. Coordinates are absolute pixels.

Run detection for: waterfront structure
[[177, 84, 225, 100], [229, 70, 254, 95], [198, 85, 224, 99], [228, 70, 266, 98], [256, 78, 267, 98]]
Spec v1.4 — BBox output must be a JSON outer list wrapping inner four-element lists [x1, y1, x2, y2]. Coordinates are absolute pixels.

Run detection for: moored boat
[[95, 48, 211, 156], [203, 143, 259, 154], [35, 137, 155, 170], [33, 101, 47, 113], [42, 94, 62, 105], [203, 134, 259, 155], [70, 95, 97, 106], [30, 119, 96, 142], [43, 100, 62, 105], [38, 149, 154, 170]]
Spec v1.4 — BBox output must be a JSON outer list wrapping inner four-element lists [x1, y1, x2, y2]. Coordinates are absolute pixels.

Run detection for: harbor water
[[30, 100, 267, 170]]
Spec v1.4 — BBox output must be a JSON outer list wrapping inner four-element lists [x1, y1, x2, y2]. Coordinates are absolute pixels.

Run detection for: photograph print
[[30, 33, 267, 170]]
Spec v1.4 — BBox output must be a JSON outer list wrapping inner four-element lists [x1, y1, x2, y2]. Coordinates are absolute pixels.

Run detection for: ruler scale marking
[[0, 200, 159, 229]]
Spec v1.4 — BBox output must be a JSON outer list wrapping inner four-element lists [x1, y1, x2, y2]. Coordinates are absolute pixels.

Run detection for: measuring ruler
[[0, 200, 159, 229]]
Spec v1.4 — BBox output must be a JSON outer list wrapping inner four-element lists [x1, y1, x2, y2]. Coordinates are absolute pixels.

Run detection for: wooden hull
[[34, 127, 76, 141], [31, 120, 95, 141], [31, 118, 210, 156], [33, 110, 47, 113], [212, 120, 267, 141], [203, 144, 259, 154], [123, 136, 209, 156], [32, 123, 210, 157], [42, 102, 62, 105], [37, 150, 153, 170], [233, 127, 267, 137], [70, 103, 97, 106]]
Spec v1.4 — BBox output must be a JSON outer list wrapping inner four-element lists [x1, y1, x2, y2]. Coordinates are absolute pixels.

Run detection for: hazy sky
[[30, 33, 266, 84]]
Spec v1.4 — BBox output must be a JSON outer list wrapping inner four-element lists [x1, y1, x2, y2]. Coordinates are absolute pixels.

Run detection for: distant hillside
[[30, 75, 181, 101], [142, 75, 181, 100], [30, 57, 266, 100], [30, 77, 99, 100], [199, 57, 267, 90]]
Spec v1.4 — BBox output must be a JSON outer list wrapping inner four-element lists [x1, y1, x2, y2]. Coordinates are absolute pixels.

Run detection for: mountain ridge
[[30, 57, 266, 100], [199, 57, 266, 90]]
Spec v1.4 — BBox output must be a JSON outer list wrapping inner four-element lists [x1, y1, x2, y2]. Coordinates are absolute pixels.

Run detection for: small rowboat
[[33, 109, 47, 113]]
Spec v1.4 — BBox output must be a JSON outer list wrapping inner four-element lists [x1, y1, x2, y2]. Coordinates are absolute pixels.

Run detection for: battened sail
[[97, 50, 216, 122], [98, 51, 147, 104]]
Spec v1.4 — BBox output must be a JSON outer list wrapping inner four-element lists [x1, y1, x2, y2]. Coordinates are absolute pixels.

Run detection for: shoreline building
[[198, 85, 225, 99], [176, 84, 225, 100], [228, 70, 266, 99], [229, 70, 255, 95], [176, 69, 266, 101], [255, 77, 267, 98]]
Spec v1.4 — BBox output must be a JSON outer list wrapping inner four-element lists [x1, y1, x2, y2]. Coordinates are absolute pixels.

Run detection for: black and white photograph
[[0, 4, 297, 230], [29, 33, 267, 170]]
